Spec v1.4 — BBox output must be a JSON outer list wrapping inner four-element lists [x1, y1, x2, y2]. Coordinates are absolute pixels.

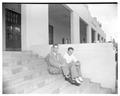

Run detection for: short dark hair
[[68, 47, 74, 51]]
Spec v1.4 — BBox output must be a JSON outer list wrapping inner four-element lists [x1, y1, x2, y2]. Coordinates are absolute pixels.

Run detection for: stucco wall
[[59, 43, 116, 91], [21, 4, 48, 50], [30, 43, 116, 91]]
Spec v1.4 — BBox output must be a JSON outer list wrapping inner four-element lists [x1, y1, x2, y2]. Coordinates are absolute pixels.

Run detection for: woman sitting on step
[[62, 47, 84, 85]]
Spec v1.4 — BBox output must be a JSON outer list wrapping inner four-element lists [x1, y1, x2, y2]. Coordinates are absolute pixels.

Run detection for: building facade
[[3, 3, 106, 51]]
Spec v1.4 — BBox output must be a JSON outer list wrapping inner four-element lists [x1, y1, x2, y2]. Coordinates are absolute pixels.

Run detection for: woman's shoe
[[68, 77, 76, 84], [75, 78, 82, 84], [74, 80, 81, 86], [65, 77, 69, 81], [78, 76, 83, 82], [70, 78, 81, 86]]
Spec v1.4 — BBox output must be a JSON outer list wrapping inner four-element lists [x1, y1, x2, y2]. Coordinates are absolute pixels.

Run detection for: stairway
[[3, 51, 113, 94]]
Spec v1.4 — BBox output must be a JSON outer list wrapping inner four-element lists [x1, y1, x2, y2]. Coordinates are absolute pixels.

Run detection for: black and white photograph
[[1, 1, 118, 94]]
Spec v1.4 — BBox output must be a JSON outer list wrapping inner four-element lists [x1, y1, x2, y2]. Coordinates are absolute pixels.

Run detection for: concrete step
[[84, 82, 102, 93], [99, 87, 112, 94], [59, 78, 91, 94], [3, 69, 56, 94], [3, 51, 48, 94], [3, 74, 46, 94], [3, 51, 40, 65], [3, 65, 48, 88], [30, 78, 91, 94], [30, 74, 69, 94], [3, 57, 43, 69], [3, 59, 47, 80], [3, 70, 42, 89], [3, 51, 33, 56], [6, 74, 62, 94], [59, 78, 112, 94]]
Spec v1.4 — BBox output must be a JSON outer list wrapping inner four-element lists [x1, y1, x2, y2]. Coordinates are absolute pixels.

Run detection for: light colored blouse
[[63, 52, 77, 64]]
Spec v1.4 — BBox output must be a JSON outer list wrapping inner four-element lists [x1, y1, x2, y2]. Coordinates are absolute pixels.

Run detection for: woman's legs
[[75, 62, 84, 82], [70, 63, 79, 80], [70, 62, 83, 83], [61, 64, 70, 78]]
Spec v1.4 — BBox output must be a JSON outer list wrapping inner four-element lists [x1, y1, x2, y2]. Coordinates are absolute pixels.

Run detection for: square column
[[21, 4, 49, 50], [70, 11, 80, 44], [87, 25, 92, 43]]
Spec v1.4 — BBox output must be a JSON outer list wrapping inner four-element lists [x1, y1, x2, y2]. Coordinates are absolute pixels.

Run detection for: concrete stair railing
[[3, 51, 113, 94]]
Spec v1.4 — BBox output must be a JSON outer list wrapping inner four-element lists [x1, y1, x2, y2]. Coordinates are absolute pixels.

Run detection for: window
[[5, 8, 21, 51], [49, 25, 54, 44]]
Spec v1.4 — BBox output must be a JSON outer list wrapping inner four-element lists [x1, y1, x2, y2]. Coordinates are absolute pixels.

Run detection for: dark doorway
[[101, 37, 103, 42], [98, 33, 100, 41], [49, 25, 54, 44], [5, 8, 21, 51], [80, 18, 87, 43], [91, 28, 95, 43]]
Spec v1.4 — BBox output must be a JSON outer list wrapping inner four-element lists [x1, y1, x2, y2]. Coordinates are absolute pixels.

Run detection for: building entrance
[[49, 4, 71, 44], [3, 4, 21, 51]]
